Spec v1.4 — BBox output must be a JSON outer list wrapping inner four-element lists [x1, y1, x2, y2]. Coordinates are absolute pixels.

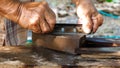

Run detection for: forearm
[[0, 0, 21, 23]]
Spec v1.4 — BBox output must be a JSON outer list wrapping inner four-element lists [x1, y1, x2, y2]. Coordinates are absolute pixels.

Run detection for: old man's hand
[[73, 0, 103, 33], [18, 1, 56, 33], [0, 0, 56, 33]]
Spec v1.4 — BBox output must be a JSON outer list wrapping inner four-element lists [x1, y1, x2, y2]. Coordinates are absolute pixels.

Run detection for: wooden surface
[[0, 46, 120, 68]]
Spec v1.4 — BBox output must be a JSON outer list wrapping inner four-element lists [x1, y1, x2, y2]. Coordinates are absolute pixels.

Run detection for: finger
[[39, 17, 50, 33], [44, 6, 56, 31], [97, 14, 103, 26], [92, 14, 103, 33], [92, 19, 99, 33], [28, 22, 42, 33], [79, 16, 93, 34]]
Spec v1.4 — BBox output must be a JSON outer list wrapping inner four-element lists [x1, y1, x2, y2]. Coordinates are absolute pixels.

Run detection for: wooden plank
[[0, 46, 31, 53], [0, 46, 62, 68], [0, 46, 120, 67]]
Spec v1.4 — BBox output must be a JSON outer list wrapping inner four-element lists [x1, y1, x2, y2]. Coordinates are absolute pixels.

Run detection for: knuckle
[[38, 2, 48, 9], [38, 5, 45, 10], [39, 1, 48, 8], [29, 22, 35, 27], [42, 29, 50, 33], [41, 1, 48, 5]]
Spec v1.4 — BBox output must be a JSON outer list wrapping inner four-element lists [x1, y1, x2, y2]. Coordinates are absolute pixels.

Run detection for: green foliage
[[106, 0, 112, 2]]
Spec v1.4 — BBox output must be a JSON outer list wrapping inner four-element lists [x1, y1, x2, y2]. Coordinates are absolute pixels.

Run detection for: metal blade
[[76, 47, 120, 54]]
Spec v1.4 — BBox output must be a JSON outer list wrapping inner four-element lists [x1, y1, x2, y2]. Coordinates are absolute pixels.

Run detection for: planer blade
[[33, 24, 86, 54], [33, 24, 120, 54]]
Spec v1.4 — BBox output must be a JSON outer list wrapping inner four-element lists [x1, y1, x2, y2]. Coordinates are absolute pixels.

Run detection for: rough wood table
[[0, 46, 120, 68]]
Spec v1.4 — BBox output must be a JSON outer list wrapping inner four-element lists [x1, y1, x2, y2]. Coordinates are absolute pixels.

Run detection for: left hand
[[76, 0, 103, 34]]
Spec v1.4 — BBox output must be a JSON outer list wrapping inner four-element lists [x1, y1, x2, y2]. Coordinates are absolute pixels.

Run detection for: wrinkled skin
[[0, 0, 56, 33], [74, 0, 103, 33], [18, 1, 56, 33], [0, 0, 103, 34]]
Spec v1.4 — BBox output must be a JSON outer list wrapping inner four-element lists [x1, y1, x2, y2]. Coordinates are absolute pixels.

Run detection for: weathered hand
[[0, 0, 56, 33], [18, 1, 56, 33], [76, 0, 103, 33]]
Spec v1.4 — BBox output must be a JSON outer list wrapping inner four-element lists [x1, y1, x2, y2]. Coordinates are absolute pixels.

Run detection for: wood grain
[[0, 46, 119, 67]]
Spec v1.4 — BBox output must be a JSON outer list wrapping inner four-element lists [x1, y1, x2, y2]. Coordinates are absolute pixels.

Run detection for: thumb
[[78, 16, 93, 34]]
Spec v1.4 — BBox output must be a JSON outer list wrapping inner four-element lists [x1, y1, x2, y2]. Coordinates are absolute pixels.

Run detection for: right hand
[[72, 0, 103, 34], [18, 1, 56, 33]]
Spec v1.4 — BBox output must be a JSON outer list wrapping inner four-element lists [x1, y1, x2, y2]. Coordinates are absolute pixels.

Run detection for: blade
[[33, 23, 120, 54], [76, 37, 120, 54], [76, 47, 120, 54], [83, 38, 120, 47], [51, 24, 83, 34]]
